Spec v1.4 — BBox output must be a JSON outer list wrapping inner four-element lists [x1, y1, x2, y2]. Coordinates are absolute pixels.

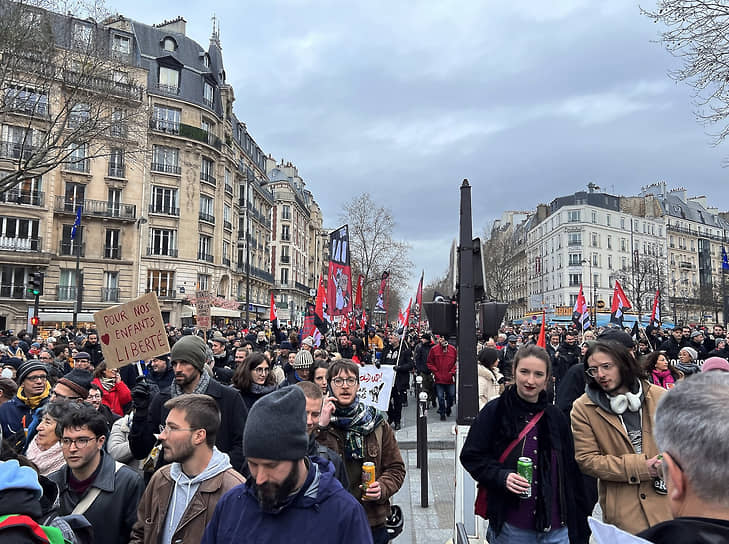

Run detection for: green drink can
[[517, 457, 533, 498]]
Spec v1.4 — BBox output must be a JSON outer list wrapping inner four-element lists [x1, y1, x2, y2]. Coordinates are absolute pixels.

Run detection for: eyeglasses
[[585, 362, 616, 378], [51, 390, 82, 401], [253, 366, 270, 374], [87, 394, 102, 401], [332, 377, 358, 387], [61, 436, 98, 448], [658, 451, 684, 481], [25, 374, 47, 382], [159, 424, 197, 434]]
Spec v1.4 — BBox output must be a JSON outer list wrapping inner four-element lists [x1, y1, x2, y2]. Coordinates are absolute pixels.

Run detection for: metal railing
[[154, 83, 180, 96], [146, 247, 178, 257], [0, 141, 36, 160], [148, 204, 179, 216], [199, 212, 215, 224], [197, 252, 214, 263], [0, 284, 33, 299], [223, 220, 232, 231], [280, 255, 290, 264], [101, 287, 120, 302], [149, 118, 180, 134], [59, 241, 84, 257], [222, 257, 231, 266], [145, 288, 176, 298], [64, 159, 90, 173], [108, 164, 125, 178], [63, 70, 144, 101], [54, 196, 136, 220], [104, 245, 121, 259], [150, 162, 181, 175], [57, 286, 77, 300], [200, 172, 216, 185], [5, 99, 49, 117], [224, 184, 233, 195], [0, 237, 42, 251], [0, 189, 45, 206]]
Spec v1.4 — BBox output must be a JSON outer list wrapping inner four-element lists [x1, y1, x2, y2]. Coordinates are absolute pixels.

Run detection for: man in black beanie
[[201, 387, 373, 544]]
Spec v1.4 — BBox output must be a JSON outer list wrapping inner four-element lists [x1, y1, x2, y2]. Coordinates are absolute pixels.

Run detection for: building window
[[103, 272, 119, 302], [568, 232, 581, 246], [203, 81, 214, 109], [108, 148, 125, 178], [200, 157, 215, 184], [197, 274, 210, 291], [606, 214, 611, 227], [590, 233, 599, 247], [198, 235, 212, 261], [66, 143, 89, 172], [568, 253, 581, 266], [61, 224, 83, 256], [151, 145, 180, 174], [105, 229, 120, 259], [147, 270, 174, 297], [281, 245, 290, 264], [4, 86, 49, 116], [158, 66, 180, 94], [199, 195, 214, 223], [58, 269, 77, 300], [606, 235, 612, 250], [280, 268, 289, 285], [608, 255, 612, 269], [282, 205, 291, 220], [163, 37, 177, 51], [568, 210, 580, 222], [73, 22, 92, 47], [569, 273, 582, 287], [110, 108, 126, 137], [150, 186, 178, 215], [0, 217, 40, 251], [152, 105, 180, 133], [621, 238, 627, 251], [68, 103, 90, 129], [281, 224, 290, 241], [150, 228, 176, 256], [591, 211, 597, 224], [112, 34, 130, 54], [223, 204, 232, 230]]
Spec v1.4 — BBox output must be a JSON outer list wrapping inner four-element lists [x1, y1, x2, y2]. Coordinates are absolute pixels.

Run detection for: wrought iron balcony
[[0, 237, 41, 251], [0, 141, 36, 160], [57, 286, 77, 300], [200, 172, 216, 185], [199, 212, 215, 224], [146, 247, 178, 258], [150, 162, 181, 175], [148, 204, 179, 216], [101, 287, 120, 302], [59, 241, 84, 257], [149, 118, 180, 135], [197, 252, 214, 263], [0, 190, 44, 206], [108, 164, 125, 178], [104, 245, 121, 259], [54, 196, 136, 221], [0, 284, 33, 299], [146, 288, 176, 298]]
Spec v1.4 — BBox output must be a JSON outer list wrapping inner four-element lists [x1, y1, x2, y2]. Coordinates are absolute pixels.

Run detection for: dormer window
[[162, 37, 177, 52], [203, 53, 210, 68]]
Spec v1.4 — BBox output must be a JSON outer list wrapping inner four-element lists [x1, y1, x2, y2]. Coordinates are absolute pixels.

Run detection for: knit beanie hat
[[58, 368, 92, 399], [301, 336, 315, 348], [170, 335, 208, 372], [292, 350, 314, 370], [243, 386, 307, 460], [74, 351, 91, 362], [680, 346, 698, 362], [2, 356, 24, 370], [702, 357, 729, 373], [17, 359, 48, 383], [0, 459, 43, 500]]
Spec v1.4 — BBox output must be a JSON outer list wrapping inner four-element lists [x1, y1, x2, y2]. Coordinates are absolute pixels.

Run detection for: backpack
[[0, 514, 68, 544]]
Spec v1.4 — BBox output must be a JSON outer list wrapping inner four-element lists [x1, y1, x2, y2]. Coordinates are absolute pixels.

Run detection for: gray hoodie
[[161, 447, 231, 544]]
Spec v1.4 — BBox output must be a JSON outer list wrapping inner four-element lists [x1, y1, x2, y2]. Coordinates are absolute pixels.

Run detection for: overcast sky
[[118, 0, 729, 297]]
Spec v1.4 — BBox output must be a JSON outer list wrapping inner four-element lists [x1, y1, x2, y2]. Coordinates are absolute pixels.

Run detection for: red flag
[[572, 285, 591, 330], [315, 275, 326, 321], [415, 271, 423, 331], [537, 309, 546, 348], [269, 291, 278, 323], [650, 290, 661, 328], [354, 275, 364, 309], [397, 308, 405, 330], [610, 280, 632, 327]]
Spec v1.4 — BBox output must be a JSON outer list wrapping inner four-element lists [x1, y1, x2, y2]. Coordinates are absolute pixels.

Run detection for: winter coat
[[555, 363, 587, 420], [381, 342, 414, 392], [498, 345, 518, 381], [82, 342, 104, 367], [317, 419, 406, 528], [130, 450, 244, 544], [553, 341, 581, 386], [571, 380, 671, 534], [307, 433, 349, 490], [49, 451, 144, 544], [128, 378, 247, 474], [91, 378, 132, 417], [426, 344, 457, 385], [147, 367, 174, 392], [201, 457, 373, 544], [658, 336, 683, 360], [107, 414, 142, 472], [413, 341, 434, 373], [460, 387, 588, 543], [0, 394, 49, 440], [477, 365, 502, 410], [638, 517, 729, 544]]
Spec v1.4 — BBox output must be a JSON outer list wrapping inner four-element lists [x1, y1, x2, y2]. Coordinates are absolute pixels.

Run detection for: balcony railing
[[224, 184, 233, 195], [203, 97, 214, 109], [0, 284, 33, 299], [146, 247, 178, 258], [104, 245, 121, 259], [108, 164, 125, 178], [0, 237, 41, 251], [57, 286, 77, 300], [0, 190, 44, 206], [5, 99, 49, 117], [280, 255, 290, 264], [150, 162, 181, 175], [64, 159, 90, 173], [154, 83, 179, 96], [0, 141, 37, 160], [222, 257, 231, 266], [199, 212, 215, 224], [237, 264, 274, 283], [54, 196, 136, 221], [63, 70, 144, 101], [223, 220, 232, 231], [568, 240, 582, 246], [149, 118, 180, 134], [148, 204, 179, 216], [200, 172, 216, 185], [146, 288, 176, 298], [197, 252, 214, 263], [295, 281, 309, 293], [667, 223, 729, 244], [59, 241, 84, 257], [101, 287, 120, 302]]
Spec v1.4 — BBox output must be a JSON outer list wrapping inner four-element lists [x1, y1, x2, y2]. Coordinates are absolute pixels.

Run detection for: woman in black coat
[[460, 345, 588, 544], [231, 352, 278, 411]]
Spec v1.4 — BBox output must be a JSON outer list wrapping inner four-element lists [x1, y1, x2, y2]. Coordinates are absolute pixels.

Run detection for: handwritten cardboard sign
[[93, 292, 170, 369], [356, 364, 395, 411], [196, 290, 211, 330]]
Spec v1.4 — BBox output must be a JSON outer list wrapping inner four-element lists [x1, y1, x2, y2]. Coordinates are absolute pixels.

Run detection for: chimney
[[154, 16, 187, 36]]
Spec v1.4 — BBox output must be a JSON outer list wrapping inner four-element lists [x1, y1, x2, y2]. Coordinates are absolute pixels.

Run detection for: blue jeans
[[487, 523, 568, 544], [435, 383, 455, 415], [371, 525, 389, 544]]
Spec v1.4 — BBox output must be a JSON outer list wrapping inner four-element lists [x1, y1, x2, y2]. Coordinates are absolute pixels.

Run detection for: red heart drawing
[[101, 333, 110, 345]]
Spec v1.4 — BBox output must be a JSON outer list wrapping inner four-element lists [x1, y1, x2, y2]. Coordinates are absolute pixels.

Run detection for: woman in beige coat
[[477, 347, 503, 410]]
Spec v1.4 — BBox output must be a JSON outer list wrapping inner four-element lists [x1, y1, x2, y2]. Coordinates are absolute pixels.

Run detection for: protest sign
[[94, 292, 170, 369], [196, 290, 211, 330], [357, 364, 395, 411]]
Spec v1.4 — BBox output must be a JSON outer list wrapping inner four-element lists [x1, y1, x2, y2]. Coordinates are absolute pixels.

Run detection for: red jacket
[[427, 344, 457, 384], [92, 378, 132, 416]]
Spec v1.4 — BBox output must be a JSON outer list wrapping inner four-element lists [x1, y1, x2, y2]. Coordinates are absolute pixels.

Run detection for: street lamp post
[[582, 259, 593, 325]]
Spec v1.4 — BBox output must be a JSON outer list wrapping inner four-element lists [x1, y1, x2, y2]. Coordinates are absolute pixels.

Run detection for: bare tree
[[339, 192, 412, 322], [610, 253, 667, 318], [0, 0, 147, 194], [482, 227, 515, 302], [642, 1, 729, 144]]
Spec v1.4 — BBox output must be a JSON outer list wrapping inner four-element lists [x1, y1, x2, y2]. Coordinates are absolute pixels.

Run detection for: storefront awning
[[39, 311, 96, 322], [181, 305, 242, 318]]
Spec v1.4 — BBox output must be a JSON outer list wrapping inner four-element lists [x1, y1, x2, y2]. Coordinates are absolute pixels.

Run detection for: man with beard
[[202, 387, 371, 544], [210, 335, 234, 385], [82, 331, 104, 367], [552, 331, 581, 394], [128, 335, 246, 475], [131, 394, 244, 544]]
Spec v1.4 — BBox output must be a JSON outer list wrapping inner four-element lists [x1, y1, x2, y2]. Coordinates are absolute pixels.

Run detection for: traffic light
[[27, 272, 43, 296], [30, 316, 39, 327]]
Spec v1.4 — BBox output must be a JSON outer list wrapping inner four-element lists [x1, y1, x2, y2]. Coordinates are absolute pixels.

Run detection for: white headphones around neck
[[609, 380, 643, 415]]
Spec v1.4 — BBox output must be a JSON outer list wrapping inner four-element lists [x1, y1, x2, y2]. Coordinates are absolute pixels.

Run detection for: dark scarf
[[170, 370, 210, 398], [249, 383, 277, 396], [332, 396, 386, 459]]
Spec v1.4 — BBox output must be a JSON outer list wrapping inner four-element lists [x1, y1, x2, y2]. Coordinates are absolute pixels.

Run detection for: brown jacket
[[130, 461, 245, 544], [317, 420, 405, 527], [571, 380, 671, 534]]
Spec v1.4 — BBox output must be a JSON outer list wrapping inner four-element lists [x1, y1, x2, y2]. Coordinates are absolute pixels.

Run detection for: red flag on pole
[[537, 309, 546, 348], [269, 292, 277, 323], [650, 290, 661, 328], [315, 275, 326, 322], [354, 275, 364, 309], [610, 280, 632, 327]]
